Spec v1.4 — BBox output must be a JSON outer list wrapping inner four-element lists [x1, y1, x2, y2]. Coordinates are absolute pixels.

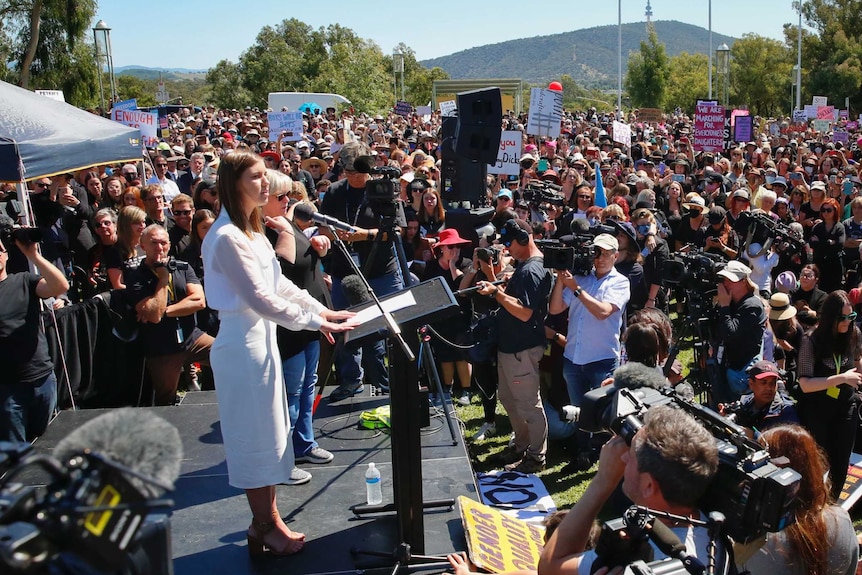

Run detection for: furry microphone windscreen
[[612, 362, 668, 391], [54, 408, 182, 498], [341, 274, 371, 305]]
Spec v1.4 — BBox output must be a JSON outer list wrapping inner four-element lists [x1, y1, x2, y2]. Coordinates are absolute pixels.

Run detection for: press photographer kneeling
[[539, 405, 719, 575]]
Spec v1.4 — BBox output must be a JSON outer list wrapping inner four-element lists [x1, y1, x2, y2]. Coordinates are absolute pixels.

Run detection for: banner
[[693, 103, 725, 152], [526, 88, 562, 139], [112, 98, 137, 111], [734, 115, 753, 143], [612, 120, 631, 147], [459, 496, 546, 573], [35, 90, 65, 102], [111, 109, 157, 147], [267, 111, 304, 141], [487, 130, 522, 176]]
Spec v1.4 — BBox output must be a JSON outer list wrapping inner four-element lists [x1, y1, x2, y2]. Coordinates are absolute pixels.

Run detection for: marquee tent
[[0, 80, 142, 182]]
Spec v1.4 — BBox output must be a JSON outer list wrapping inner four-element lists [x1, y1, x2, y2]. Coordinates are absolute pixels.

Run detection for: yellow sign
[[638, 108, 663, 123], [458, 496, 545, 573], [437, 95, 516, 115]]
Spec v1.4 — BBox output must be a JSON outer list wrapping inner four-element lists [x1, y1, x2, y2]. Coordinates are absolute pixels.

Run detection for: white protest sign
[[111, 109, 157, 147], [267, 111, 304, 142], [439, 100, 457, 117], [487, 130, 522, 176], [415, 105, 432, 117], [526, 88, 562, 138], [792, 109, 807, 123], [803, 105, 819, 119], [612, 121, 632, 147], [35, 90, 65, 102], [812, 96, 828, 107]]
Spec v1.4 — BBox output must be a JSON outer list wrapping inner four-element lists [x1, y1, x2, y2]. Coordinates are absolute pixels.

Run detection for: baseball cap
[[593, 233, 619, 251], [747, 360, 780, 380], [717, 260, 752, 283], [498, 189, 513, 200], [707, 206, 726, 224]]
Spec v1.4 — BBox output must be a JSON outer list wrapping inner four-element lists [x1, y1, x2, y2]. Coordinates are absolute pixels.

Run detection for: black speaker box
[[454, 88, 502, 164], [440, 117, 486, 204]]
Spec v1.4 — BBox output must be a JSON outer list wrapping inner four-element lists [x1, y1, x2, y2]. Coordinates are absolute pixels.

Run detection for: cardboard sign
[[459, 496, 546, 573], [847, 121, 859, 131], [816, 105, 835, 120], [113, 98, 137, 111], [487, 130, 522, 176], [792, 109, 807, 123], [395, 100, 413, 118], [812, 95, 828, 107], [804, 105, 819, 120], [612, 120, 632, 147], [734, 115, 753, 143], [111, 109, 157, 147], [35, 90, 65, 102], [638, 108, 663, 123], [439, 99, 457, 117], [526, 88, 562, 138], [832, 130, 849, 144], [839, 453, 862, 509], [267, 111, 304, 141], [812, 119, 831, 133], [693, 103, 725, 152]]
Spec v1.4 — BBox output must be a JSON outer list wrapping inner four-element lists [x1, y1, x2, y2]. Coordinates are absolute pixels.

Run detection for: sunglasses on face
[[173, 210, 193, 216], [839, 311, 858, 322], [820, 207, 834, 213], [276, 193, 290, 201], [36, 182, 51, 188]]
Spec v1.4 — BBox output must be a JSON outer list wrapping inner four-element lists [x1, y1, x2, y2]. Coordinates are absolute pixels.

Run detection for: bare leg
[[456, 361, 472, 390], [441, 362, 455, 388], [245, 486, 305, 554]]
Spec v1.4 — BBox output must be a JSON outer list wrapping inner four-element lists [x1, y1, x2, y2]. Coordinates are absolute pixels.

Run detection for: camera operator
[[123, 225, 212, 406], [720, 360, 798, 438], [549, 234, 630, 467], [319, 142, 402, 402], [476, 219, 551, 473], [714, 260, 768, 404], [0, 229, 69, 441], [539, 405, 719, 575]]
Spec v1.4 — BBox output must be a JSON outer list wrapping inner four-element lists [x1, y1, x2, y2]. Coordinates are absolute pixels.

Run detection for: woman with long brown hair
[[740, 424, 857, 574], [201, 152, 353, 556], [809, 197, 846, 293], [103, 206, 146, 289], [796, 290, 862, 500]]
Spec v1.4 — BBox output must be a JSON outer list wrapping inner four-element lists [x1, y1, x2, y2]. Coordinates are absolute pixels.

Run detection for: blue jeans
[[283, 340, 320, 457], [331, 271, 402, 391], [562, 357, 618, 451], [0, 371, 57, 443], [544, 398, 577, 441]]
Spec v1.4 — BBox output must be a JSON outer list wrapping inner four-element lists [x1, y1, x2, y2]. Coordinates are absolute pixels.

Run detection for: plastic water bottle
[[365, 462, 382, 505]]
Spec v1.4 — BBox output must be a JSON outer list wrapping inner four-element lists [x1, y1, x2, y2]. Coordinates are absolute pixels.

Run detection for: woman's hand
[[446, 552, 475, 575], [645, 234, 657, 252], [264, 215, 291, 234], [321, 309, 356, 322], [310, 234, 330, 256], [843, 368, 862, 389], [319, 319, 354, 344]]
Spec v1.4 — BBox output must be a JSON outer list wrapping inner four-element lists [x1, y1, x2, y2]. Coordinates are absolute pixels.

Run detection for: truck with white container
[[267, 92, 351, 113]]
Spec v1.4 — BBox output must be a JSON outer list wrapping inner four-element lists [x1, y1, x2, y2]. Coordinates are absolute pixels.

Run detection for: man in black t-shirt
[[319, 142, 403, 402], [0, 233, 70, 441], [124, 225, 212, 406]]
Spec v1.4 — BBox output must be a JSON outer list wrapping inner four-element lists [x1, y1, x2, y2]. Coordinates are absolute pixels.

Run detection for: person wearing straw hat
[[301, 157, 329, 187], [767, 292, 803, 378]]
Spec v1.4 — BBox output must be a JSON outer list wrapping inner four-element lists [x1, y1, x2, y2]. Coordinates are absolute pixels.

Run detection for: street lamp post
[[716, 43, 730, 108], [93, 20, 116, 114], [393, 50, 404, 104]]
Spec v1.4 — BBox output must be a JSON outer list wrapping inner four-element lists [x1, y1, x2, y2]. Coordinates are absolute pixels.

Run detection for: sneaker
[[457, 390, 471, 406], [472, 422, 496, 441], [283, 467, 312, 486], [295, 447, 334, 465], [506, 456, 545, 474], [328, 384, 364, 403], [487, 445, 524, 467]]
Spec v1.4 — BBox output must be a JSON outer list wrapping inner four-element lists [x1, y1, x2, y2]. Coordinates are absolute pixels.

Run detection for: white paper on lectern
[[351, 291, 417, 325]]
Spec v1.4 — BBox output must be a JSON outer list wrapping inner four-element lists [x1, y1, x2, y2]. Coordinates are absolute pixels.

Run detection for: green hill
[[420, 20, 736, 88]]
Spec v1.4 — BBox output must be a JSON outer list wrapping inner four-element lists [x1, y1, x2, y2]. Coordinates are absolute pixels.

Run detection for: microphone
[[612, 362, 668, 391], [311, 212, 355, 233], [342, 274, 371, 306], [54, 408, 182, 498], [647, 519, 706, 572], [452, 279, 505, 297]]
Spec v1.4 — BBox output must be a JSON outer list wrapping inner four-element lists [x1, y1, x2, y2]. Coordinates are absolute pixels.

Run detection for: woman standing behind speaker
[[202, 152, 353, 556]]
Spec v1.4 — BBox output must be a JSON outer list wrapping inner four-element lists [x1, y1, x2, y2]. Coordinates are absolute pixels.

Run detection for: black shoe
[[487, 446, 524, 467], [562, 454, 594, 475], [505, 455, 545, 474]]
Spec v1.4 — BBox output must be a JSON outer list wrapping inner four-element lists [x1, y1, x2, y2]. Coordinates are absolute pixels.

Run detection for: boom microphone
[[311, 212, 356, 233], [647, 519, 706, 573], [612, 362, 668, 391], [342, 274, 371, 306], [54, 408, 182, 498]]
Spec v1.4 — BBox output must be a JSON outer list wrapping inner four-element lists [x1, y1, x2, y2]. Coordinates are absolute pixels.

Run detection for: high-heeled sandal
[[247, 520, 305, 556]]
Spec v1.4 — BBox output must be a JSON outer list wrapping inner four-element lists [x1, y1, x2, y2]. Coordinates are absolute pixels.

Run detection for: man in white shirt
[[147, 156, 182, 204]]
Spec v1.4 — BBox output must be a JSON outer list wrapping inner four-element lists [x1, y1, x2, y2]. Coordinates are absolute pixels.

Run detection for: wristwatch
[[573, 287, 583, 298]]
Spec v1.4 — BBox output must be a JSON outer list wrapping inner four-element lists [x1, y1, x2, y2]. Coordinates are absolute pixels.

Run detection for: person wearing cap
[[549, 233, 630, 469], [715, 260, 768, 404], [476, 219, 552, 473], [767, 292, 803, 377], [492, 189, 517, 232], [799, 180, 827, 236], [722, 359, 798, 437], [675, 194, 708, 251], [704, 206, 739, 260], [319, 142, 403, 402]]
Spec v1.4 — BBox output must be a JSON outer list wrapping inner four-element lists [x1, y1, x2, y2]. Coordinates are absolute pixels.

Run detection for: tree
[[624, 23, 670, 109], [206, 59, 253, 109], [729, 34, 793, 116], [795, 0, 862, 110], [664, 52, 709, 113], [116, 75, 157, 107]]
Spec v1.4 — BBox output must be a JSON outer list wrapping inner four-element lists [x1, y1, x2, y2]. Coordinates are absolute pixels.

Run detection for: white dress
[[202, 211, 326, 489]]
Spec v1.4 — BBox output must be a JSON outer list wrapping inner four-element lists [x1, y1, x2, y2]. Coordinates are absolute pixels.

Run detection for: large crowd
[[1, 101, 861, 573]]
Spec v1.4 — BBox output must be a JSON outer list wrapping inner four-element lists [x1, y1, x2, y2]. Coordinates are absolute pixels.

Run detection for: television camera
[[536, 223, 616, 275]]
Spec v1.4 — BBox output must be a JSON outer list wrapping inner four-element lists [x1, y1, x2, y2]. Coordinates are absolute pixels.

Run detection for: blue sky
[[95, 0, 805, 70]]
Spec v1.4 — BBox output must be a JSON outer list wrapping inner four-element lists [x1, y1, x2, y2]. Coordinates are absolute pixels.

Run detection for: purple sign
[[734, 115, 753, 143]]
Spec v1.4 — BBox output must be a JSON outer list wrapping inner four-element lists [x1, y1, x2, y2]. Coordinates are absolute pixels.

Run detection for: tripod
[[665, 290, 719, 403], [417, 325, 459, 445]]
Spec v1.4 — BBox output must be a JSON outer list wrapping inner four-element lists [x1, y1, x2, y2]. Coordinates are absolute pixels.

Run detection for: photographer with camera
[[714, 260, 768, 404], [539, 405, 719, 575], [720, 360, 798, 437], [0, 226, 69, 442], [123, 224, 213, 406]]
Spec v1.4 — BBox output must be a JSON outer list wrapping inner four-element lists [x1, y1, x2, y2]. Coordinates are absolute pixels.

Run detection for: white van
[[267, 92, 351, 113]]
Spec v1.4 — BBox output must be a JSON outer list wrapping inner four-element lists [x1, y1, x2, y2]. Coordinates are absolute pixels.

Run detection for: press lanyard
[[827, 353, 842, 399]]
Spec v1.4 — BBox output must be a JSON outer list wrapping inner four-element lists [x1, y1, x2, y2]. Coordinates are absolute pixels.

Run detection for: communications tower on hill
[[645, 0, 653, 23]]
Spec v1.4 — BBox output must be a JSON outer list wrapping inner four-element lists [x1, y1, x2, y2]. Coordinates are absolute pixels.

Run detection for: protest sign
[[792, 109, 807, 123], [112, 109, 157, 147], [113, 98, 137, 111], [526, 88, 562, 139], [487, 131, 522, 176], [812, 96, 828, 107], [35, 90, 65, 102], [439, 99, 457, 117], [812, 119, 831, 133], [840, 109, 849, 120], [612, 121, 632, 147], [803, 105, 818, 119], [693, 103, 725, 152], [816, 105, 835, 120], [637, 108, 663, 123], [734, 115, 753, 143], [847, 121, 859, 131], [267, 111, 304, 141], [395, 100, 413, 118], [459, 496, 546, 573], [833, 130, 849, 144]]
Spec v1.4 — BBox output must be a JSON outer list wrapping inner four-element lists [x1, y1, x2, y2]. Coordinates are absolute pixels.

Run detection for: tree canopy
[[625, 24, 670, 109]]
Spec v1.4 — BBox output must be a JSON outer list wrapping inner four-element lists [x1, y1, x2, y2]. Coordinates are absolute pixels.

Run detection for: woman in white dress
[[202, 152, 353, 556]]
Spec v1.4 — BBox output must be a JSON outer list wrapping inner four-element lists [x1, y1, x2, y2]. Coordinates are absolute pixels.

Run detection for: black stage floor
[[29, 389, 479, 575]]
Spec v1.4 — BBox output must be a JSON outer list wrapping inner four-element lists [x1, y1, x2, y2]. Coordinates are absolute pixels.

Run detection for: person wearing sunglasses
[[796, 290, 862, 500], [809, 197, 845, 293], [168, 194, 196, 258]]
